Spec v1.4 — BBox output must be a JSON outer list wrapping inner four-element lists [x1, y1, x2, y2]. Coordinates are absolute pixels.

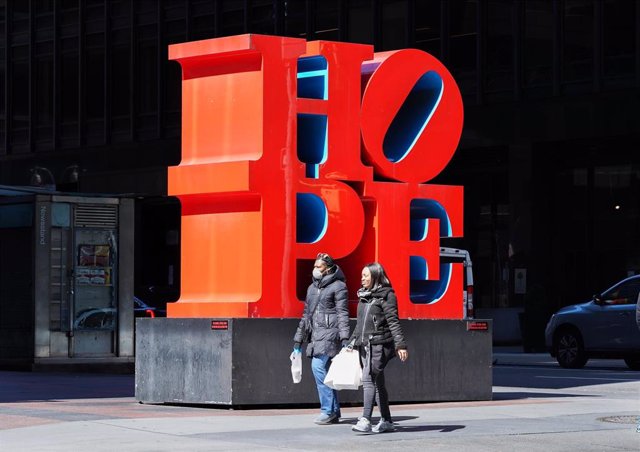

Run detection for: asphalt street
[[0, 350, 639, 451]]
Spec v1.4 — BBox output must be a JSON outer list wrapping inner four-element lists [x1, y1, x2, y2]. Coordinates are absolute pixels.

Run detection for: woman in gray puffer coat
[[348, 262, 408, 434], [293, 253, 350, 425]]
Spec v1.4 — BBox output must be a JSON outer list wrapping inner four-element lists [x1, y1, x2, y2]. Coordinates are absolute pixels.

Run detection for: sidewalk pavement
[[492, 346, 559, 367], [492, 347, 633, 369], [1, 348, 638, 451]]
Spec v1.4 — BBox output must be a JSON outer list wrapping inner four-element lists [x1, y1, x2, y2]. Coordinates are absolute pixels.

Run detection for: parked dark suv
[[545, 275, 640, 370]]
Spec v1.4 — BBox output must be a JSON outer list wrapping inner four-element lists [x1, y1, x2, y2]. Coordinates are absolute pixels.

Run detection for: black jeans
[[360, 342, 395, 422]]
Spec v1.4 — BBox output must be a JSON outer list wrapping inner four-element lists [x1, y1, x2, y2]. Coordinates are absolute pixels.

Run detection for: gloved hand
[[341, 339, 350, 348], [293, 342, 301, 353]]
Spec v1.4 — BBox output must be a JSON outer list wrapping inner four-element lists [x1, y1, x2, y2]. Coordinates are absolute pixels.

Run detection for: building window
[[34, 2, 54, 151], [190, 0, 215, 40], [602, 0, 635, 83], [163, 1, 186, 139], [249, 0, 275, 35], [110, 2, 132, 142], [0, 56, 5, 152], [284, 0, 306, 38], [220, 0, 245, 36], [414, 0, 441, 58], [449, 0, 478, 100], [135, 23, 159, 140], [381, 0, 408, 51], [485, 0, 515, 100], [562, 0, 594, 86], [84, 2, 106, 145], [111, 42, 130, 120], [348, 0, 374, 46], [58, 0, 80, 148], [34, 55, 54, 150], [85, 39, 106, 145], [11, 0, 29, 34], [0, 1, 5, 152], [60, 49, 80, 147], [523, 0, 553, 93], [10, 46, 30, 151], [9, 1, 31, 153]]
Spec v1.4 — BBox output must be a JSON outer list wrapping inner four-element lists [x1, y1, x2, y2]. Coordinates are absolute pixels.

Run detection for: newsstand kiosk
[[0, 188, 135, 371]]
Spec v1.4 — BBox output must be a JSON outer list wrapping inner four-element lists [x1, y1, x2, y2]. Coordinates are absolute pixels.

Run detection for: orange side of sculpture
[[167, 34, 465, 319]]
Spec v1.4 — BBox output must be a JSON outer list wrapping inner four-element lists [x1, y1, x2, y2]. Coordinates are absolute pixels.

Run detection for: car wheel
[[555, 329, 588, 369], [623, 357, 640, 371]]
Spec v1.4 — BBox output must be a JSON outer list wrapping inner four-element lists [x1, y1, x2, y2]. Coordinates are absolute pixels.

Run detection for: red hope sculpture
[[167, 34, 464, 320]]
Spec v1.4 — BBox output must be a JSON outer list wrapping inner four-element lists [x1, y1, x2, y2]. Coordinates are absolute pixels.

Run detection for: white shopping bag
[[323, 349, 362, 390], [290, 351, 302, 383]]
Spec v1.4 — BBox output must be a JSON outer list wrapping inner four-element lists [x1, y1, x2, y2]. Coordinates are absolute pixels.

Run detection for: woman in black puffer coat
[[348, 262, 408, 434], [293, 253, 350, 425]]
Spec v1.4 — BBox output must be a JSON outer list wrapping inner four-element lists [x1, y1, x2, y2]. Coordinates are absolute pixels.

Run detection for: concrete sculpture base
[[135, 317, 492, 405]]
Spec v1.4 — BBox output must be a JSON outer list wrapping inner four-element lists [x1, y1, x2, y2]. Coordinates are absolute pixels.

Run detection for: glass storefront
[[543, 146, 640, 313], [436, 140, 640, 319]]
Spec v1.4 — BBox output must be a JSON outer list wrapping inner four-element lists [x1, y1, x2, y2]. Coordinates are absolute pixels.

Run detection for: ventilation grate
[[74, 204, 118, 229]]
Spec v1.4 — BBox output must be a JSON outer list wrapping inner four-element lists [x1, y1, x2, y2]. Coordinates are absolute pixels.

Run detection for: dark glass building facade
[[0, 1, 638, 341]]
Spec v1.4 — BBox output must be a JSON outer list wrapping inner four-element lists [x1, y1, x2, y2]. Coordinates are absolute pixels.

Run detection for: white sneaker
[[352, 417, 371, 432], [372, 419, 395, 433]]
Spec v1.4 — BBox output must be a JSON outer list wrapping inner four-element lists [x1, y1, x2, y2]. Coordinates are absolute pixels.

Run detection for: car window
[[602, 279, 640, 305]]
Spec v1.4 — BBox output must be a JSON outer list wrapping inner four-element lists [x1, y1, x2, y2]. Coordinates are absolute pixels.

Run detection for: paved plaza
[[1, 351, 639, 451]]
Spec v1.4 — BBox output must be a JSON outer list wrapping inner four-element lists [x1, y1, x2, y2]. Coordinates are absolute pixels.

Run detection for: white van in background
[[440, 247, 475, 319]]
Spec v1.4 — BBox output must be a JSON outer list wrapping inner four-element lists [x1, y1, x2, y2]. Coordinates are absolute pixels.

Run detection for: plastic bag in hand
[[290, 350, 302, 383], [323, 348, 362, 390]]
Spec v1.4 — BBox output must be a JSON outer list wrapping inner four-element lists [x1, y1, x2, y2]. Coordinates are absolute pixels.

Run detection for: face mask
[[312, 269, 324, 280]]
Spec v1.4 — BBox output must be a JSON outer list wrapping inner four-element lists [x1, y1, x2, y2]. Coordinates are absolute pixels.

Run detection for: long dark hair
[[364, 262, 391, 289]]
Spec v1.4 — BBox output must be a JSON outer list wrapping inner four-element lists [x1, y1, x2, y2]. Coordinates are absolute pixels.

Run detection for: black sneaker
[[314, 413, 338, 425]]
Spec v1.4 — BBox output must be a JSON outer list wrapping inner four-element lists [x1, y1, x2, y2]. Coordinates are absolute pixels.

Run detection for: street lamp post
[[29, 165, 82, 192], [29, 166, 56, 191]]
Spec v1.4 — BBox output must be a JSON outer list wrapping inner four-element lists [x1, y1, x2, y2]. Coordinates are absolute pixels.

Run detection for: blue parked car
[[545, 275, 640, 370]]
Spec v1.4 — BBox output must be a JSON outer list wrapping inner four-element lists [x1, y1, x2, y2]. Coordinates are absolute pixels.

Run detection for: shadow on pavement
[[396, 424, 465, 433], [493, 365, 640, 390], [338, 415, 466, 434], [0, 371, 134, 403], [493, 391, 589, 400], [338, 415, 419, 424]]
